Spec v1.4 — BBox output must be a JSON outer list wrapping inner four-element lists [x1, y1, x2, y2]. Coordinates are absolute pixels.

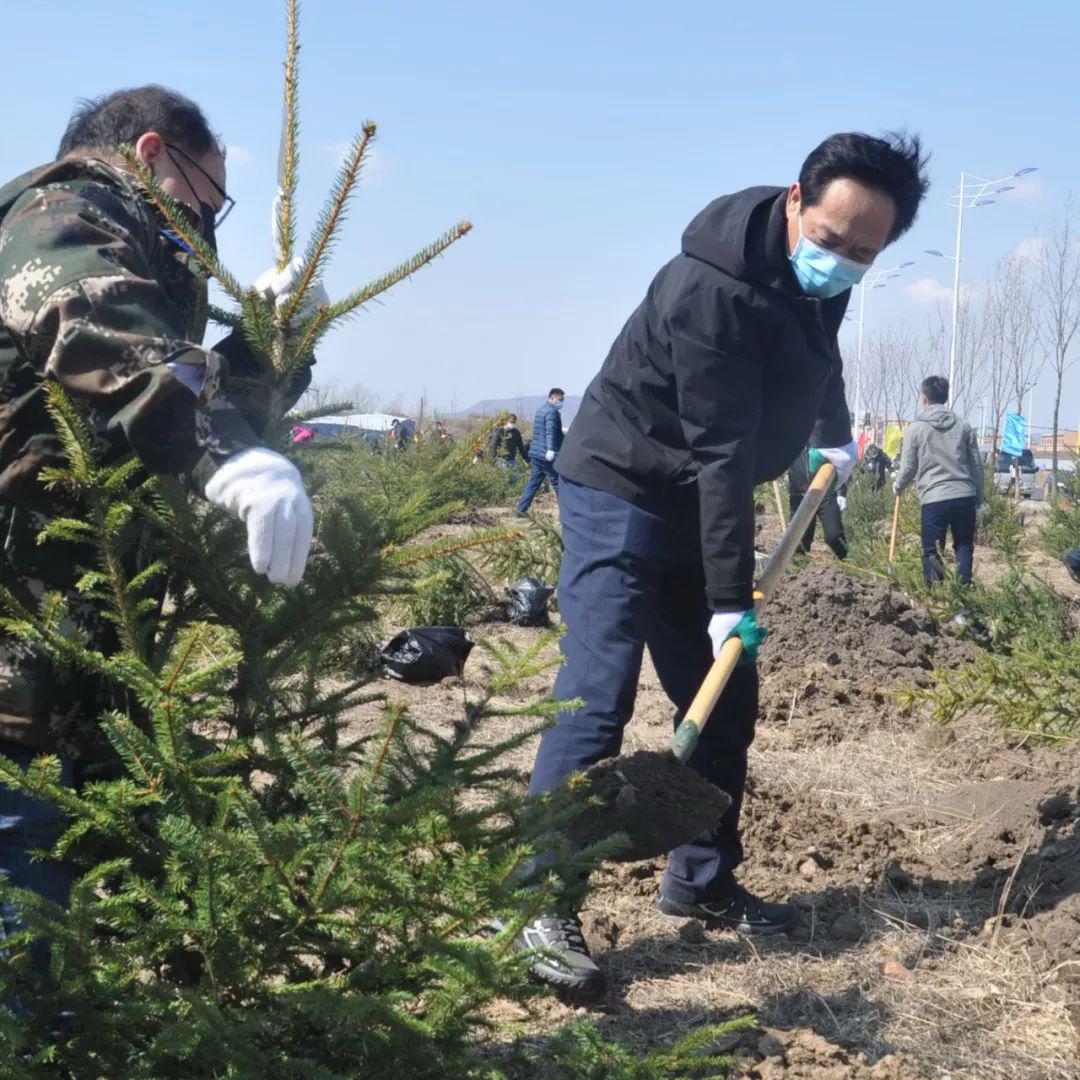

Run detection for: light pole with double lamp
[[925, 166, 1038, 405]]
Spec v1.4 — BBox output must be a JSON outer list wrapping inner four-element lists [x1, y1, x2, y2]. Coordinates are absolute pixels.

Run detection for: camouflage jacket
[[0, 157, 305, 749], [0, 157, 272, 509]]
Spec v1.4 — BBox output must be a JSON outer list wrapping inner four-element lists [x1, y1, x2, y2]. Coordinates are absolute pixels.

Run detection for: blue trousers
[[528, 478, 757, 903], [517, 457, 559, 513], [921, 496, 976, 586], [1, 742, 74, 970]]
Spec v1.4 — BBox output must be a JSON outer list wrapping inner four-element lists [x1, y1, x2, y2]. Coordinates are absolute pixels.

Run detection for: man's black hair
[[58, 85, 220, 159], [548, 387, 565, 399], [799, 131, 930, 243], [921, 375, 949, 405]]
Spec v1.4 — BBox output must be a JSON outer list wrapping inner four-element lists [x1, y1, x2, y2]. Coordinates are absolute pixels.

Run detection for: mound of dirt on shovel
[[755, 564, 976, 745], [567, 750, 732, 861]]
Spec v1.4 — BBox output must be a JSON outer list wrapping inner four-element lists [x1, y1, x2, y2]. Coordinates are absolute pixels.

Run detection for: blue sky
[[4, 1, 1078, 430]]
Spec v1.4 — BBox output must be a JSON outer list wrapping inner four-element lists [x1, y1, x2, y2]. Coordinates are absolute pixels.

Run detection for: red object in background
[[856, 431, 869, 460], [291, 425, 315, 444]]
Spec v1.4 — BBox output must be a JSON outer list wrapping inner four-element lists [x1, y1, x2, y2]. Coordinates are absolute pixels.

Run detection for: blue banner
[[1002, 412, 1027, 456]]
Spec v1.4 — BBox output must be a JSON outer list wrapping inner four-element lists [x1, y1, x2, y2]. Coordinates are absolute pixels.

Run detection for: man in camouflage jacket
[[0, 88, 316, 932]]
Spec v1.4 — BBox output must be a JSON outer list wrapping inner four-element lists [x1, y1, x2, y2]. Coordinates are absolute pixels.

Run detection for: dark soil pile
[[755, 564, 976, 745], [567, 750, 732, 860], [912, 777, 1080, 1015], [734, 1025, 916, 1079], [738, 781, 920, 889]]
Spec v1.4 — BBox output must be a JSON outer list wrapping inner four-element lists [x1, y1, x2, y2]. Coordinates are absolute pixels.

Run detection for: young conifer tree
[[0, 3, 588, 1074]]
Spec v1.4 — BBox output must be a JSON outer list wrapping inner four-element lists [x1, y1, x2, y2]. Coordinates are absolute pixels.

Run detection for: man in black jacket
[[517, 132, 928, 1000]]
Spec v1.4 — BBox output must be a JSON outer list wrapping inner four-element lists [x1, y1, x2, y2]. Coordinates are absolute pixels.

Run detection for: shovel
[[568, 462, 838, 862], [887, 494, 901, 575]]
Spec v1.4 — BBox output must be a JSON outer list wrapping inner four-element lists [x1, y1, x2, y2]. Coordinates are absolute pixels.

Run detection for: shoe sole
[[530, 961, 607, 1003], [656, 898, 798, 935]]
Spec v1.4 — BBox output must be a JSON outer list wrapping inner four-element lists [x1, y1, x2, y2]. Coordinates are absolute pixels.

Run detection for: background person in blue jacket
[[510, 132, 929, 1001], [516, 388, 565, 514]]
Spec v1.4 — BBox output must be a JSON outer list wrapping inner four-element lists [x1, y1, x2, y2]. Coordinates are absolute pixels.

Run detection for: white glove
[[837, 495, 847, 512], [892, 481, 901, 496], [204, 448, 313, 587], [545, 449, 556, 462], [252, 256, 330, 322], [815, 441, 858, 485], [708, 610, 748, 659]]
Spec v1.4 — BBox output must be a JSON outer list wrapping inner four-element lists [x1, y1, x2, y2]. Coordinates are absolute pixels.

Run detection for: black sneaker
[[509, 914, 607, 1001], [656, 883, 798, 934]]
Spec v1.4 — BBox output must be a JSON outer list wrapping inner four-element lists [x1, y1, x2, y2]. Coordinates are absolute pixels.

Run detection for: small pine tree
[[0, 387, 606, 1076]]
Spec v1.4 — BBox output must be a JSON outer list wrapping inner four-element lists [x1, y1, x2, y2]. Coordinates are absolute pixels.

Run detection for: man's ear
[[134, 131, 165, 167], [786, 182, 802, 217]]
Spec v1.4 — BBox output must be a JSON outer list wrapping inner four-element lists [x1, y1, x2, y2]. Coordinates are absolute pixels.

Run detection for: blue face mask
[[552, 400, 564, 411], [789, 218, 870, 299]]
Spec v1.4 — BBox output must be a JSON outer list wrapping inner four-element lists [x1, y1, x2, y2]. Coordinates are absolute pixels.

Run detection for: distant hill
[[456, 395, 582, 427]]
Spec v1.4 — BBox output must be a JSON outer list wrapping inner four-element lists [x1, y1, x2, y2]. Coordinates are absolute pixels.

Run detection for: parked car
[[992, 448, 1038, 498]]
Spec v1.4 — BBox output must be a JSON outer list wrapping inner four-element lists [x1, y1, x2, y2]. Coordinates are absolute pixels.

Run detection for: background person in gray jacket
[[893, 375, 984, 586]]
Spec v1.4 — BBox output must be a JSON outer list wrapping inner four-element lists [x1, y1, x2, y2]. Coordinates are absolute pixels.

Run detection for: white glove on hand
[[892, 481, 901, 496], [708, 610, 749, 659], [204, 447, 313, 587], [837, 495, 847, 512], [252, 256, 330, 322], [544, 449, 556, 462], [815, 441, 858, 485]]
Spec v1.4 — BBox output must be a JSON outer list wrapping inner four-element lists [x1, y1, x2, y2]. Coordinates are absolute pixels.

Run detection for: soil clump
[[568, 750, 732, 860]]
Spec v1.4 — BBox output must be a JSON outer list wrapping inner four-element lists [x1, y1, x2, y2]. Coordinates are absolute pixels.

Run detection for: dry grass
[[342, 501, 1080, 1079]]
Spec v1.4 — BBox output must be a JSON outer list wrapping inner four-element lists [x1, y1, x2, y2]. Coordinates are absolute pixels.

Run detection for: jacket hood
[[681, 186, 799, 293], [918, 405, 959, 432]]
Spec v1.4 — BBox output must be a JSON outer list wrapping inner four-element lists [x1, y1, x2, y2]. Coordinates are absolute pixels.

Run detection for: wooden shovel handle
[[671, 463, 837, 764], [888, 495, 901, 566]]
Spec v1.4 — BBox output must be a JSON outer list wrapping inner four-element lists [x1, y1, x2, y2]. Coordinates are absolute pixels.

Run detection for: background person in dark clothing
[[863, 443, 891, 491], [488, 413, 526, 469], [893, 376, 984, 586], [516, 389, 565, 514], [788, 442, 848, 559], [514, 132, 929, 1000]]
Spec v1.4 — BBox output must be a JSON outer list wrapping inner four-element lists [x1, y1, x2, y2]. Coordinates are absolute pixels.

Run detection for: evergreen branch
[[206, 303, 244, 330], [276, 0, 302, 270], [316, 222, 473, 327], [279, 123, 378, 326], [119, 145, 247, 303]]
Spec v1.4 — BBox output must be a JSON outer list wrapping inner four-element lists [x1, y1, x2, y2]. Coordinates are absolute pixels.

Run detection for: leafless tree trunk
[[982, 254, 1042, 458], [298, 381, 380, 415], [1035, 197, 1080, 498], [925, 289, 986, 420]]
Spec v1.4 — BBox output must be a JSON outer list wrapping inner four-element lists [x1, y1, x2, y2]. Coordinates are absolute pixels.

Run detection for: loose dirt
[[755, 563, 976, 748], [569, 750, 733, 860], [344, 499, 1080, 1078]]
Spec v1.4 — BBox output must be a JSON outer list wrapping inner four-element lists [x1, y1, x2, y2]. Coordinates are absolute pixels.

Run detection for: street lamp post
[[853, 261, 915, 437], [926, 166, 1037, 407]]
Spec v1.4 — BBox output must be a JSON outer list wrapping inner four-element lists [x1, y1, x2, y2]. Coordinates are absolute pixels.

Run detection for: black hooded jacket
[[556, 187, 852, 612]]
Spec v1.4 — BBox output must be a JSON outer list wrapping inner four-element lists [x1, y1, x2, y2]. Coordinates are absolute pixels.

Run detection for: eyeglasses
[[164, 142, 235, 228]]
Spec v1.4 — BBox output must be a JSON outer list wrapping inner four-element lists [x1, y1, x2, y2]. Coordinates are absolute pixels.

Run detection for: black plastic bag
[[505, 577, 554, 627], [380, 626, 474, 683]]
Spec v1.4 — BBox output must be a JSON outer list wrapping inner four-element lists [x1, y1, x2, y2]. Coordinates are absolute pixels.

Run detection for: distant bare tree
[[1034, 197, 1080, 496], [982, 254, 1041, 454], [298, 381, 380, 415], [869, 324, 921, 427], [926, 290, 986, 421]]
